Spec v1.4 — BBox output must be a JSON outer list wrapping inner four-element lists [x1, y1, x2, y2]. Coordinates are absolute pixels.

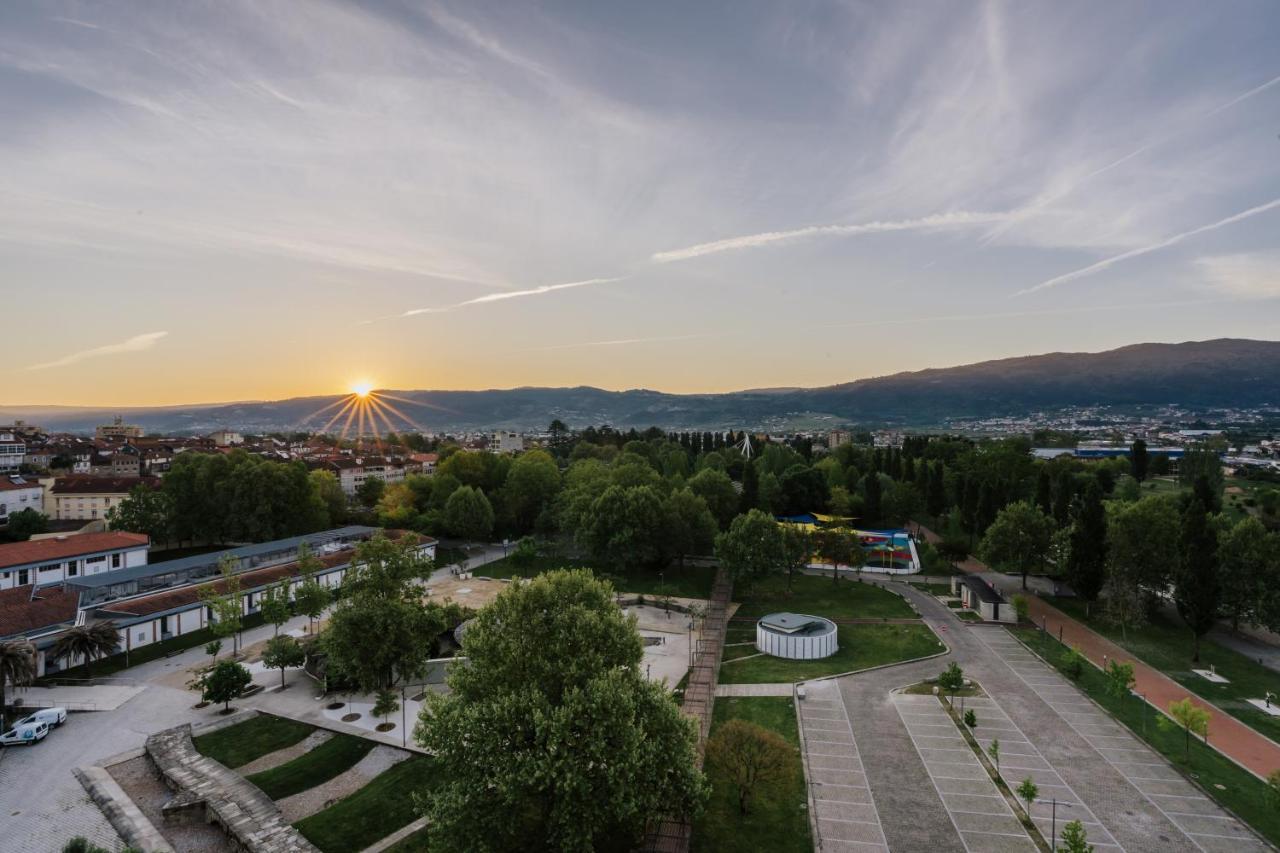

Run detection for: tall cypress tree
[[1053, 472, 1074, 526], [926, 462, 947, 518], [1130, 439, 1149, 483], [1174, 495, 1220, 662], [740, 461, 759, 513], [1035, 468, 1053, 516], [1066, 481, 1108, 616], [864, 471, 883, 527]]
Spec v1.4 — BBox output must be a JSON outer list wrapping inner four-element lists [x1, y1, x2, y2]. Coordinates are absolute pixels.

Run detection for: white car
[[0, 721, 50, 746], [15, 707, 67, 728]]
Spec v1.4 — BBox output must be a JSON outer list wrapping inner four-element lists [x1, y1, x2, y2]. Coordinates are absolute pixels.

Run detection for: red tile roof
[[50, 476, 159, 495], [0, 584, 80, 638], [0, 532, 149, 571], [0, 479, 41, 492]]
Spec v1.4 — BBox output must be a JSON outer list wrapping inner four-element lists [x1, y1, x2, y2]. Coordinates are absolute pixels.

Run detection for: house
[[0, 476, 45, 525], [41, 475, 159, 521], [951, 575, 1017, 623], [95, 416, 145, 441], [325, 457, 408, 497], [0, 530, 149, 592], [0, 433, 25, 473], [209, 430, 244, 447]]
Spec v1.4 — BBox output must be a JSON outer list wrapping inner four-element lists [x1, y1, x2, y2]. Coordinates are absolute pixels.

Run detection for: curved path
[[798, 581, 1269, 852]]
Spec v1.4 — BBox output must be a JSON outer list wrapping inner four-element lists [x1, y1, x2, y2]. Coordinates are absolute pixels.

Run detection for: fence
[[640, 566, 733, 852]]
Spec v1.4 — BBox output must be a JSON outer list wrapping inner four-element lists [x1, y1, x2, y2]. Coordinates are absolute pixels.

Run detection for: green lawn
[[294, 755, 438, 853], [908, 582, 954, 597], [1014, 628, 1280, 847], [246, 733, 376, 800], [478, 555, 716, 599], [193, 714, 313, 769], [954, 609, 981, 622], [1047, 596, 1280, 742], [720, 624, 943, 684], [734, 574, 916, 621], [691, 697, 811, 853], [381, 827, 429, 852]]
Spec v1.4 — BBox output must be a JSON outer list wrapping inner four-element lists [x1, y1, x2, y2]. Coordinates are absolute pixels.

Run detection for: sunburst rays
[[299, 388, 430, 444]]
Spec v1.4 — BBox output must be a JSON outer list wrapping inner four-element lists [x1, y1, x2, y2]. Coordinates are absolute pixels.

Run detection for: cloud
[[27, 331, 169, 370], [394, 277, 622, 320], [652, 211, 1010, 263], [1016, 196, 1280, 296], [1195, 253, 1280, 299]]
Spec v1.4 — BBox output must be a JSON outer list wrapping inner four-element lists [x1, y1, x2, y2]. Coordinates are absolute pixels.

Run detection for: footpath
[[910, 521, 1280, 779]]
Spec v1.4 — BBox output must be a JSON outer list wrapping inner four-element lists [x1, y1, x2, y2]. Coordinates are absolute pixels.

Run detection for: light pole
[[401, 685, 407, 748], [1050, 797, 1077, 851]]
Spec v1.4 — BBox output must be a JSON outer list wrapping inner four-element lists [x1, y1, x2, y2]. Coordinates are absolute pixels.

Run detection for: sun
[[351, 381, 374, 398]]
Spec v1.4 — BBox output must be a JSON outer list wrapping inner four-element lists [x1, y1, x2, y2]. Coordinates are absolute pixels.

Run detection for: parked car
[[15, 707, 67, 728], [0, 721, 50, 746]]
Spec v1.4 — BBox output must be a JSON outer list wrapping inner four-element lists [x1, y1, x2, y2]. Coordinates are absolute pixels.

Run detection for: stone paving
[[796, 679, 889, 853], [892, 692, 1036, 852], [976, 630, 1269, 853]]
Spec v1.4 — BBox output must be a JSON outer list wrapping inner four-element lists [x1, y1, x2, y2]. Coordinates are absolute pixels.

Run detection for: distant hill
[[5, 339, 1277, 434]]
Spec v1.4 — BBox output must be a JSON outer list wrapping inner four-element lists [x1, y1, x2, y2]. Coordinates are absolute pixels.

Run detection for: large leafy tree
[[415, 570, 706, 851], [106, 485, 172, 542], [581, 485, 665, 573], [1179, 450, 1224, 511], [1218, 517, 1277, 632], [4, 508, 50, 541], [979, 501, 1054, 590], [203, 659, 252, 713], [660, 488, 717, 567], [687, 468, 739, 529], [705, 719, 793, 816], [1174, 495, 1220, 663], [443, 485, 495, 544], [715, 510, 784, 593], [501, 450, 562, 534], [1065, 481, 1108, 616], [262, 635, 305, 688]]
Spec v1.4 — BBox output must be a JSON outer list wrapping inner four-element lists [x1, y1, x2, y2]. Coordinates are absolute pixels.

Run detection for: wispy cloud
[[652, 211, 1010, 263], [391, 277, 622, 321], [1016, 196, 1280, 296], [27, 331, 169, 370], [1195, 252, 1280, 300]]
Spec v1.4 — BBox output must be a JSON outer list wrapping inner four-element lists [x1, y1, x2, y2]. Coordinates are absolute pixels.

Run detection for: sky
[[2, 0, 1279, 406]]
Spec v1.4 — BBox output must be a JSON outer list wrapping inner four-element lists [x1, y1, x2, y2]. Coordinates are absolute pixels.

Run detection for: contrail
[[384, 277, 623, 322], [985, 72, 1280, 245], [1015, 196, 1280, 296], [652, 211, 1010, 263], [27, 331, 168, 370]]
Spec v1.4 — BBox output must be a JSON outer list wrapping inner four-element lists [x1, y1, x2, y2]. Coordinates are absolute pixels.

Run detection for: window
[[18, 569, 29, 585], [86, 555, 106, 565], [112, 553, 122, 569], [67, 562, 78, 577]]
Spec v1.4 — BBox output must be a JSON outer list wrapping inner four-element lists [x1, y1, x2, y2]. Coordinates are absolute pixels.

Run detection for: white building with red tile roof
[[0, 530, 149, 592]]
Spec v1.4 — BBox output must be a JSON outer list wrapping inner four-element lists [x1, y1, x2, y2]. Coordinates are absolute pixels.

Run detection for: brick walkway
[[912, 521, 1280, 779]]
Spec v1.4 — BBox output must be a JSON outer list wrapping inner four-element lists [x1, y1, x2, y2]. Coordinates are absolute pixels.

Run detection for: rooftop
[[0, 583, 80, 639], [0, 531, 149, 571], [758, 612, 835, 636]]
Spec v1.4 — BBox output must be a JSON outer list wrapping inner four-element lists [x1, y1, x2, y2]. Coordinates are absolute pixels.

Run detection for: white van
[[15, 707, 67, 728], [0, 720, 50, 746]]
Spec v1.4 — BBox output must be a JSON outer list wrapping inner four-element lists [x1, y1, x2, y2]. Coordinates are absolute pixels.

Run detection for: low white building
[[0, 476, 44, 525], [0, 530, 149, 592], [0, 433, 25, 473], [490, 432, 525, 454]]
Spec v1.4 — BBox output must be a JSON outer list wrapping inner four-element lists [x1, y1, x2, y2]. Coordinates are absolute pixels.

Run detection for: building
[[490, 432, 525, 454], [0, 432, 26, 473], [952, 575, 1017, 623], [96, 415, 144, 441], [325, 456, 408, 497], [0, 420, 44, 439], [827, 430, 852, 448], [209, 430, 244, 447], [41, 475, 159, 521], [0, 475, 45, 525], [0, 531, 149, 592]]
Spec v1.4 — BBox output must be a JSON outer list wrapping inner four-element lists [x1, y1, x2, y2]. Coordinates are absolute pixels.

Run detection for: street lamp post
[[1050, 797, 1076, 851]]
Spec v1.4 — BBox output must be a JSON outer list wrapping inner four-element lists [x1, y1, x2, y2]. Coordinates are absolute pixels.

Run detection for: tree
[[705, 719, 792, 815], [356, 475, 386, 508], [259, 581, 291, 635], [987, 738, 1000, 776], [715, 510, 785, 593], [979, 501, 1054, 590], [863, 471, 883, 525], [1034, 468, 1053, 516], [1060, 819, 1094, 853], [199, 556, 244, 655], [816, 529, 860, 585], [1066, 482, 1108, 616], [309, 469, 347, 526], [688, 468, 739, 529], [964, 708, 977, 730], [502, 450, 561, 534], [1167, 698, 1211, 762], [415, 570, 706, 850], [203, 659, 252, 712], [1061, 646, 1086, 680], [739, 461, 760, 514], [1174, 496, 1220, 662], [262, 634, 304, 688], [444, 485, 494, 545], [1104, 660, 1135, 700], [0, 640, 36, 729], [1179, 449, 1224, 510], [293, 544, 329, 634], [1218, 517, 1274, 632], [373, 688, 400, 730], [50, 621, 120, 678], [1106, 495, 1181, 637], [581, 485, 665, 573], [937, 662, 964, 702], [661, 488, 717, 567], [1267, 768, 1280, 810], [4, 507, 49, 541], [106, 485, 172, 542], [1130, 439, 1149, 483], [1015, 778, 1039, 817]]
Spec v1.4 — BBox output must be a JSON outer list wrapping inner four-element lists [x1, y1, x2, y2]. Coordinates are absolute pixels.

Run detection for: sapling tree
[[1016, 778, 1039, 819]]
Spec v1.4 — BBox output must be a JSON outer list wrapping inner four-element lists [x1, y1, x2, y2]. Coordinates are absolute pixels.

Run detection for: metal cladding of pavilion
[[755, 612, 839, 660]]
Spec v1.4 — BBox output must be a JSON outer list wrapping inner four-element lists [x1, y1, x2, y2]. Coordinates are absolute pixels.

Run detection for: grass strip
[[691, 697, 810, 853], [193, 714, 313, 769], [246, 733, 376, 800], [734, 574, 916, 620], [478, 555, 716, 599], [1014, 627, 1280, 847], [294, 755, 438, 853], [720, 623, 943, 684]]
